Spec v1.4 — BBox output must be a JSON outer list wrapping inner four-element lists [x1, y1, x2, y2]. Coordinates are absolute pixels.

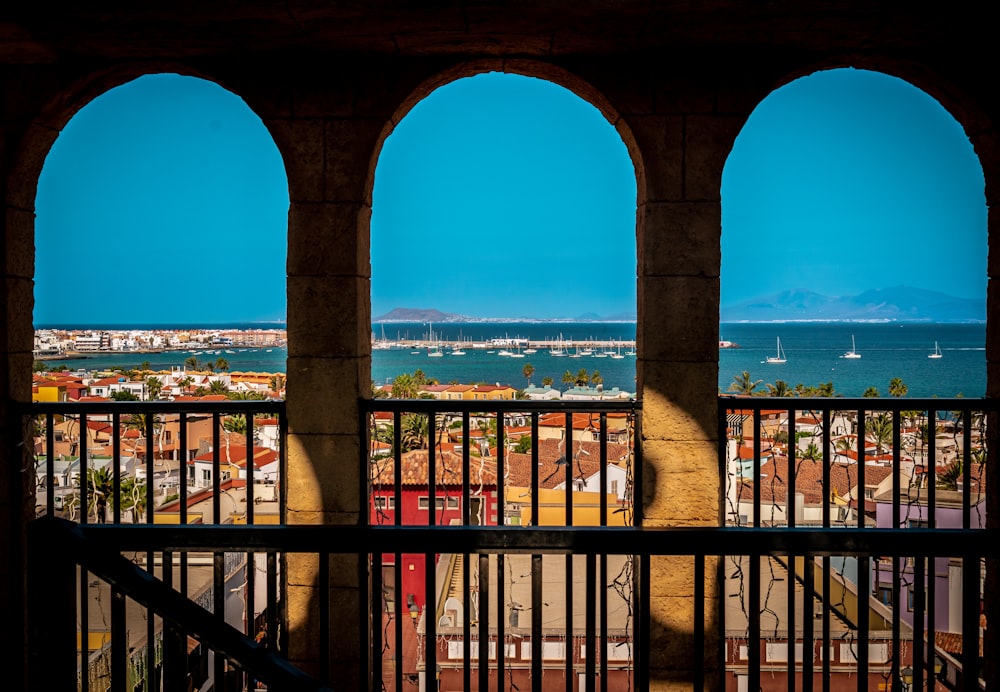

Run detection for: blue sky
[[33, 68, 986, 325]]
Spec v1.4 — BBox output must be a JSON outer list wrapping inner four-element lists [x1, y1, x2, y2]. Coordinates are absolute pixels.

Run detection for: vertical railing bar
[[143, 410, 155, 692], [428, 412, 436, 528], [565, 554, 573, 692], [267, 552, 278, 653], [856, 408, 865, 530], [462, 411, 471, 692], [787, 409, 797, 690], [372, 551, 383, 690], [246, 412, 255, 522], [926, 410, 937, 691], [111, 585, 126, 692], [802, 554, 814, 692], [694, 555, 704, 691], [750, 410, 761, 692], [892, 552, 901, 690], [279, 407, 288, 521], [962, 552, 980, 690], [600, 551, 608, 692], [585, 552, 596, 692], [821, 409, 831, 692], [637, 553, 649, 692], [565, 412, 573, 526], [319, 551, 330, 685], [179, 413, 189, 602], [497, 409, 505, 526], [214, 550, 226, 690], [112, 411, 121, 524], [599, 412, 608, 525], [463, 411, 471, 526], [857, 555, 869, 692], [212, 412, 221, 523], [530, 412, 539, 523], [532, 554, 543, 692], [914, 555, 926, 692], [393, 410, 403, 692], [497, 552, 505, 687], [479, 554, 489, 692], [927, 409, 937, 525], [80, 413, 89, 525], [80, 566, 89, 692], [45, 412, 55, 515], [962, 408, 972, 530]]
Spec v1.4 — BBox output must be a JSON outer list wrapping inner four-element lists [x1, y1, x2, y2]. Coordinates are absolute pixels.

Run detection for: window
[[417, 496, 459, 510], [374, 496, 396, 510], [877, 586, 893, 606]]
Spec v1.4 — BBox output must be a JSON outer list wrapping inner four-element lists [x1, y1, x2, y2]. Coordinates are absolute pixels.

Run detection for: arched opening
[[721, 67, 986, 398], [35, 72, 288, 373], [371, 71, 637, 395]]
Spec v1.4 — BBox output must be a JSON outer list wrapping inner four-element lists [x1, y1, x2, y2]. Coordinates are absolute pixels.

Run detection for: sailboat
[[764, 337, 786, 364], [841, 335, 861, 359], [928, 341, 943, 359]]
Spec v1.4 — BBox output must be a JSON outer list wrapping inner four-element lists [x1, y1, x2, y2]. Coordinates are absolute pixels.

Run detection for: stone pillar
[[631, 100, 744, 687], [272, 99, 381, 685]]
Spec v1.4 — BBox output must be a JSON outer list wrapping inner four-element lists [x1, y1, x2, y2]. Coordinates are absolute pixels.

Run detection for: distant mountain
[[374, 307, 470, 323], [721, 286, 984, 323], [374, 307, 638, 322]]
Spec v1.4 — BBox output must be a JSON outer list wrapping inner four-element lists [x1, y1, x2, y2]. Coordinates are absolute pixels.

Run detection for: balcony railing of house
[[22, 396, 995, 691]]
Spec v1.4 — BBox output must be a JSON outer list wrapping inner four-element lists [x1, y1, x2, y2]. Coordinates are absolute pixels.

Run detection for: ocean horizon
[[35, 321, 986, 398]]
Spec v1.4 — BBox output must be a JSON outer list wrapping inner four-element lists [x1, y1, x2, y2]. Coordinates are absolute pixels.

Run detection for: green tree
[[269, 373, 287, 393], [866, 412, 894, 458], [888, 377, 908, 397], [541, 376, 554, 387], [215, 357, 230, 372], [208, 380, 228, 395], [119, 476, 147, 522], [223, 415, 248, 435], [514, 436, 533, 453], [728, 371, 762, 395], [146, 376, 163, 400], [765, 380, 793, 397], [33, 360, 48, 373], [590, 370, 603, 386], [798, 442, 822, 462], [400, 413, 429, 451], [575, 368, 590, 387], [522, 363, 535, 386], [391, 372, 418, 399], [562, 371, 575, 390], [184, 355, 199, 370], [862, 386, 880, 398], [140, 360, 151, 372], [109, 390, 140, 401]]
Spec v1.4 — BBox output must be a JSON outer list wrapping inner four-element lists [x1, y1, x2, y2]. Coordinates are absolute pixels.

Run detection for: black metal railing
[[23, 396, 995, 691]]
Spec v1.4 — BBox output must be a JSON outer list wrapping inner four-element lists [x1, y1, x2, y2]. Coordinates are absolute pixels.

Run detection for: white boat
[[449, 348, 466, 356], [841, 335, 861, 359], [929, 341, 943, 359], [764, 337, 786, 364]]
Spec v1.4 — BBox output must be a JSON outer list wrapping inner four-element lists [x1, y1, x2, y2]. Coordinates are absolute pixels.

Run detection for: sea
[[40, 321, 986, 399]]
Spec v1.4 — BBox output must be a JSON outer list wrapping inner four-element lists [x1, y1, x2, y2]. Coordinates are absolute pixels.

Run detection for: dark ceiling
[[0, 2, 987, 65]]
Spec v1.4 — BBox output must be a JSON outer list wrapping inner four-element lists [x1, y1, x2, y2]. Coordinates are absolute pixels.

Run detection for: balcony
[[24, 396, 994, 691]]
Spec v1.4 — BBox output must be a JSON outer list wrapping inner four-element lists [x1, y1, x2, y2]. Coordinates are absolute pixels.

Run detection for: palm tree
[[208, 380, 228, 395], [862, 386, 879, 398], [590, 370, 603, 386], [184, 355, 199, 370], [728, 371, 761, 396], [765, 379, 793, 397], [866, 412, 894, 458], [798, 442, 822, 462], [575, 368, 590, 387], [119, 476, 147, 522], [541, 376, 554, 387], [146, 376, 163, 400], [522, 363, 535, 386], [888, 377, 908, 397], [391, 372, 418, 399], [215, 357, 229, 372], [269, 373, 287, 393], [400, 413, 429, 451], [562, 371, 575, 390]]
